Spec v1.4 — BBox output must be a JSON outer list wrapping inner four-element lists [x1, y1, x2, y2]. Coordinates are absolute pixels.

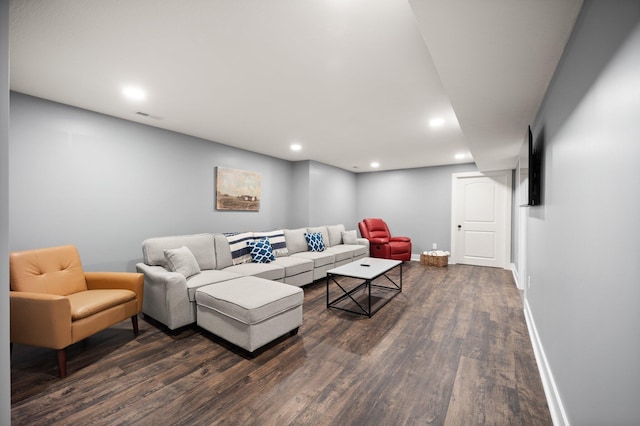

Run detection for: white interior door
[[451, 171, 512, 268]]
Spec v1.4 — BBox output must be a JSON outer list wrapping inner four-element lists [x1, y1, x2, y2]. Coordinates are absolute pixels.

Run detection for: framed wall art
[[215, 167, 261, 211]]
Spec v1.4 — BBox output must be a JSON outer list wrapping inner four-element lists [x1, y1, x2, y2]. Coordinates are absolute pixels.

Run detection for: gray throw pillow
[[327, 224, 346, 246], [284, 228, 309, 254], [164, 246, 201, 278], [341, 230, 358, 245]]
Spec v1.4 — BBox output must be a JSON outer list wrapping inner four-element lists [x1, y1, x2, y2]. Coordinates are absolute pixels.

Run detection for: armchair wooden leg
[[57, 348, 67, 378], [131, 315, 139, 336]]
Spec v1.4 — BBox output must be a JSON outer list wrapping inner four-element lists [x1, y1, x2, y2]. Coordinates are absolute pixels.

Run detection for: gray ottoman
[[195, 276, 303, 352]]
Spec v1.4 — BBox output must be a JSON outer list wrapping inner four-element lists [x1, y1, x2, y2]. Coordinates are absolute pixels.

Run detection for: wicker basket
[[420, 253, 449, 267]]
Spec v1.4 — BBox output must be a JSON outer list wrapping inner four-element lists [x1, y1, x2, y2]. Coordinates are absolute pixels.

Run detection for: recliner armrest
[[369, 237, 389, 244], [390, 236, 411, 242], [10, 291, 72, 349]]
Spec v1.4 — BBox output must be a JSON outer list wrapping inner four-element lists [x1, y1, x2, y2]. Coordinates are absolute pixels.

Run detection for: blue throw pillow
[[305, 232, 325, 252], [247, 238, 276, 263]]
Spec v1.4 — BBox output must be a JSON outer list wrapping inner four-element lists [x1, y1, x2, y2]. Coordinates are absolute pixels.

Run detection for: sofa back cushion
[[214, 233, 234, 269], [142, 234, 216, 270], [10, 245, 87, 296], [326, 224, 346, 247], [362, 218, 391, 240], [284, 228, 308, 254]]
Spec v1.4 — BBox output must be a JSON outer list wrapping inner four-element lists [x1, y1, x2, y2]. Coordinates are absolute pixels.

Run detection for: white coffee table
[[326, 257, 402, 317]]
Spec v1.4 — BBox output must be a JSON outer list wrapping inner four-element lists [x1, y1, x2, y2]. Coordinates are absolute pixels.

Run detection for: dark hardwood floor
[[10, 262, 551, 425]]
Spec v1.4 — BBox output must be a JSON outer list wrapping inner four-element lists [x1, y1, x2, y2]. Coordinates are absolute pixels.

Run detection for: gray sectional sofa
[[136, 224, 368, 332]]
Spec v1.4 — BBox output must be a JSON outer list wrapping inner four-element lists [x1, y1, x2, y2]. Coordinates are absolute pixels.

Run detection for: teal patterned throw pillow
[[305, 232, 325, 252], [247, 238, 276, 263]]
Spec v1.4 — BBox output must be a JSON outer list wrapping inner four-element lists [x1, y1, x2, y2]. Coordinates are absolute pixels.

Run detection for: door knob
[[457, 225, 462, 229]]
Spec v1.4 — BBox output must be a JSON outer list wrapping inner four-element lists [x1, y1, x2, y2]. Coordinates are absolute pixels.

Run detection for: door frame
[[450, 170, 512, 269]]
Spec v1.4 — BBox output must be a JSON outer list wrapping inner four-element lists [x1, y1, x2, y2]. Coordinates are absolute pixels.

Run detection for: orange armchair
[[9, 245, 143, 377], [358, 218, 412, 261]]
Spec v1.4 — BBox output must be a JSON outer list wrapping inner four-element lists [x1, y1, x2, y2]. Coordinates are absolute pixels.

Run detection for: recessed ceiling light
[[123, 86, 146, 101], [370, 162, 380, 168], [290, 143, 302, 151], [455, 153, 466, 160], [429, 117, 445, 128]]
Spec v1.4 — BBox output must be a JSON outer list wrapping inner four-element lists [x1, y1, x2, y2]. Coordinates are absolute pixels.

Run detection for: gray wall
[[1, 0, 11, 422], [356, 163, 477, 255], [513, 158, 529, 290], [527, 1, 640, 424], [290, 161, 310, 228], [308, 160, 358, 230], [10, 92, 469, 273], [289, 160, 358, 230], [9, 93, 300, 271]]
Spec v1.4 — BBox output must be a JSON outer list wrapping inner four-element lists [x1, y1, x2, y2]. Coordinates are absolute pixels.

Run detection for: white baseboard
[[511, 264, 524, 290], [511, 263, 522, 290], [523, 299, 569, 426]]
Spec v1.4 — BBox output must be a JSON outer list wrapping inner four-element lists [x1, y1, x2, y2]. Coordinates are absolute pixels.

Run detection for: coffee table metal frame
[[326, 257, 402, 317]]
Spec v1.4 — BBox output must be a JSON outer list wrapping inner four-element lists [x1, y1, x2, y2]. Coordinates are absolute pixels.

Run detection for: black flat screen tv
[[528, 125, 542, 206]]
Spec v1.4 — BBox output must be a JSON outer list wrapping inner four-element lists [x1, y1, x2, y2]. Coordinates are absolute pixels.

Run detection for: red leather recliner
[[358, 218, 412, 261]]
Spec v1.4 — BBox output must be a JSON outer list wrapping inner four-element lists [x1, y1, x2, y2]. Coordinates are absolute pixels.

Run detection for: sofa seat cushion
[[186, 270, 244, 301], [195, 277, 303, 325], [291, 251, 336, 268], [272, 257, 314, 277], [222, 262, 285, 281], [342, 244, 368, 258], [324, 245, 355, 262], [68, 289, 136, 321]]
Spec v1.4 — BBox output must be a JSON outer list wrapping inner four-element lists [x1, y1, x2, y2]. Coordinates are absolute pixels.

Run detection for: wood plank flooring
[[10, 262, 551, 425]]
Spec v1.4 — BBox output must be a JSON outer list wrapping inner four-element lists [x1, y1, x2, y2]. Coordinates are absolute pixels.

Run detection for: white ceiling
[[9, 0, 582, 172]]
